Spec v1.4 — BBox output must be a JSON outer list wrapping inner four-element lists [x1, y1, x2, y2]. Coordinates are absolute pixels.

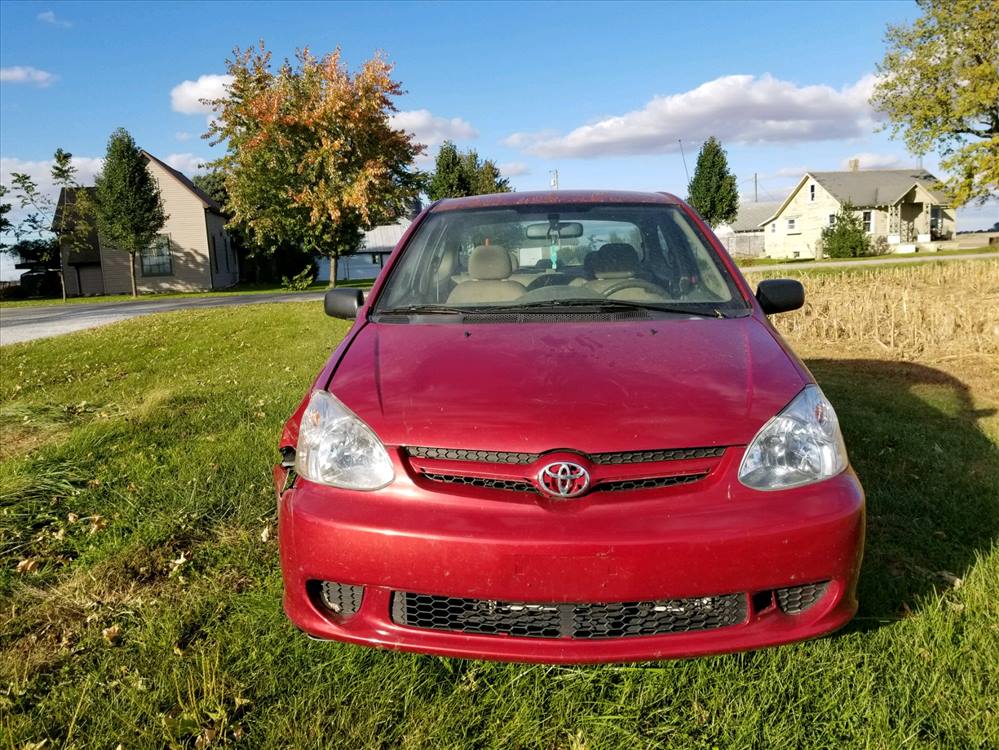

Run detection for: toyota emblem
[[538, 461, 590, 498]]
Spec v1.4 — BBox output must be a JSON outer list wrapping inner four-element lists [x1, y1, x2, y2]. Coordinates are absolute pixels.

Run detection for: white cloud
[[37, 10, 72, 27], [163, 153, 208, 176], [170, 74, 233, 115], [498, 161, 530, 177], [389, 109, 478, 150], [505, 73, 882, 158], [174, 131, 193, 142], [841, 152, 910, 170], [1, 155, 103, 197], [0, 66, 57, 87]]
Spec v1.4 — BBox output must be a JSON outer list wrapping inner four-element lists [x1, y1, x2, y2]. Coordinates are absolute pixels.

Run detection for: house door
[[77, 264, 105, 296]]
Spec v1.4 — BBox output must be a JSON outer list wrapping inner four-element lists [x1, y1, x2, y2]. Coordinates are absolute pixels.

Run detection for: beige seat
[[585, 243, 641, 295], [447, 245, 526, 304], [431, 244, 459, 301]]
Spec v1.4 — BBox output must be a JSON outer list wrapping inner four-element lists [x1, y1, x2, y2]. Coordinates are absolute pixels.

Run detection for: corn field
[[745, 260, 999, 361]]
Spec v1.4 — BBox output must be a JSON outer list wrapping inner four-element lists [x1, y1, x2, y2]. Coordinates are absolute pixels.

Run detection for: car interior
[[378, 206, 742, 311]]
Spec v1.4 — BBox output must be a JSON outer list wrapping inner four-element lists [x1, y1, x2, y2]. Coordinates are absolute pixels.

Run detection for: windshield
[[375, 204, 749, 315]]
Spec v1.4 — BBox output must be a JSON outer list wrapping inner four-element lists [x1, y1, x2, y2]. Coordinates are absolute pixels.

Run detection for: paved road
[[742, 251, 998, 273], [0, 291, 326, 345]]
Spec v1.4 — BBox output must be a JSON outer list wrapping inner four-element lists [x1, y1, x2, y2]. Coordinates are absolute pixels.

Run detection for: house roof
[[362, 218, 411, 253], [760, 168, 951, 226], [729, 201, 781, 232], [140, 150, 222, 214]]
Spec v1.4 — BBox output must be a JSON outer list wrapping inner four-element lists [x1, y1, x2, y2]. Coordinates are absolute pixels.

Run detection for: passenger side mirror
[[324, 288, 365, 319], [755, 279, 804, 315]]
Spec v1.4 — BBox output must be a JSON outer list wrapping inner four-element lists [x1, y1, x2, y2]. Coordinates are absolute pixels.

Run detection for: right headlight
[[738, 384, 848, 491]]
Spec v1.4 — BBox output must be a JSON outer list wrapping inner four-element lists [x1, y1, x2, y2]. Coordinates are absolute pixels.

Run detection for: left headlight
[[738, 384, 848, 491], [295, 390, 394, 490]]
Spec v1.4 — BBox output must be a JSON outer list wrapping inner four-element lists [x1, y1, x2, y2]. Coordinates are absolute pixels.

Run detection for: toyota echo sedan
[[273, 190, 865, 663]]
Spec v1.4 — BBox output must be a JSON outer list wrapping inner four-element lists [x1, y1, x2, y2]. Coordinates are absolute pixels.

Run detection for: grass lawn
[[735, 245, 998, 267], [2, 264, 998, 747], [0, 278, 376, 309]]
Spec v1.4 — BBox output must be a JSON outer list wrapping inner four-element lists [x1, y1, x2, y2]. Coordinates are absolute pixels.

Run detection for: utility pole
[[754, 172, 758, 203], [678, 139, 690, 183], [549, 169, 559, 191]]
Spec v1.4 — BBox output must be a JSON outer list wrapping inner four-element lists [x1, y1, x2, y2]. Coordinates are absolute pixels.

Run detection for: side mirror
[[756, 279, 804, 315], [324, 288, 365, 318]]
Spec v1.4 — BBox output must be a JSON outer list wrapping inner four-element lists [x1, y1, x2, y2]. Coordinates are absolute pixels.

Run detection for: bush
[[280, 267, 315, 291], [820, 201, 872, 258]]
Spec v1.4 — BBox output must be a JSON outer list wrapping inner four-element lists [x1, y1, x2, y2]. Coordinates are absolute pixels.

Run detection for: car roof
[[430, 190, 683, 213]]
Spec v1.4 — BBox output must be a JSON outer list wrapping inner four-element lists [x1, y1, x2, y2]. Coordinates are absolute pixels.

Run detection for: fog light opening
[[311, 580, 365, 618]]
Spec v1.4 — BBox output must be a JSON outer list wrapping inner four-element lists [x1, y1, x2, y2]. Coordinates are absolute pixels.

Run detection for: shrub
[[820, 201, 872, 258], [280, 267, 315, 291]]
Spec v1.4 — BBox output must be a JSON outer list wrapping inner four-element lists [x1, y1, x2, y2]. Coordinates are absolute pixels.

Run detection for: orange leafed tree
[[206, 44, 425, 286]]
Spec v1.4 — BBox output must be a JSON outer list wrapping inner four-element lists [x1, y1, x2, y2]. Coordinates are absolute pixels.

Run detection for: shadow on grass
[[806, 358, 999, 627]]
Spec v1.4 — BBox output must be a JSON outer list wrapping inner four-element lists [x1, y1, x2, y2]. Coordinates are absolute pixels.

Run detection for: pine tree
[[94, 129, 167, 297], [687, 137, 739, 227]]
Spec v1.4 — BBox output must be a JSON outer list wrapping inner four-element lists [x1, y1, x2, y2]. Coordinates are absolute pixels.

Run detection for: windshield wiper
[[493, 298, 730, 318], [376, 304, 481, 315]]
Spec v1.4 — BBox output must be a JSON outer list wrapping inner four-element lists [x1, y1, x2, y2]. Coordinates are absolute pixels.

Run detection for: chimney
[[848, 158, 860, 172]]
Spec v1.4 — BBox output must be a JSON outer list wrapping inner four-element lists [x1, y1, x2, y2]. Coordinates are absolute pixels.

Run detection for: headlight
[[295, 390, 394, 490], [738, 385, 848, 491]]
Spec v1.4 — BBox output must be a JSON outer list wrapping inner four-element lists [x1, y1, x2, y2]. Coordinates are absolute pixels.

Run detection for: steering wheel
[[526, 273, 573, 292], [599, 278, 668, 297]]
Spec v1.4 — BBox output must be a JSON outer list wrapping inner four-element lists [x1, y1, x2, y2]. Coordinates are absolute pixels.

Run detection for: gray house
[[57, 151, 237, 296]]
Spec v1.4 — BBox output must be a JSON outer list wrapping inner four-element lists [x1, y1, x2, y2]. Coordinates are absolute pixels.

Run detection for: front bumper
[[275, 450, 864, 663]]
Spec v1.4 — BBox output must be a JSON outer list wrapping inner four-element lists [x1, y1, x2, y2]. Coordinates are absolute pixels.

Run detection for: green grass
[[735, 245, 998, 267], [0, 279, 376, 309], [2, 305, 997, 748]]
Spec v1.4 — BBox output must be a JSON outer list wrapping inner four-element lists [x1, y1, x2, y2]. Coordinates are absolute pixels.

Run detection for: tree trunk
[[328, 255, 338, 289], [129, 253, 138, 297], [59, 269, 67, 302]]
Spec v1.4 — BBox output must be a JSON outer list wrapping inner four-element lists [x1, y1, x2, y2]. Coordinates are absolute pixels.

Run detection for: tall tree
[[871, 0, 998, 205], [687, 137, 738, 227], [206, 44, 424, 287], [94, 129, 167, 297], [427, 141, 512, 200], [0, 185, 12, 249]]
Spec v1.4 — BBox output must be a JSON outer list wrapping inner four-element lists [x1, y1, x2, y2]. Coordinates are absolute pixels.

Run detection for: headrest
[[435, 245, 458, 282], [591, 243, 639, 279], [508, 251, 520, 272], [468, 245, 512, 280]]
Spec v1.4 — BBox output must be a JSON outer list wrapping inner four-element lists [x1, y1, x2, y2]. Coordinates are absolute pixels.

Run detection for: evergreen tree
[[819, 201, 872, 258], [94, 129, 167, 297], [427, 141, 512, 200], [687, 137, 738, 227]]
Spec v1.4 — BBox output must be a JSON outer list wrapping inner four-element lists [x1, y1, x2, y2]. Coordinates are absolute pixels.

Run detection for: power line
[[678, 139, 689, 183]]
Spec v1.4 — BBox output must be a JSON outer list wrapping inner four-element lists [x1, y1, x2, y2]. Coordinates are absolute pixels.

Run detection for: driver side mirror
[[324, 288, 365, 319], [755, 279, 804, 315]]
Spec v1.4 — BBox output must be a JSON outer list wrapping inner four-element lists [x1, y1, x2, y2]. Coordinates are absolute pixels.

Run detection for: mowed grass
[[2, 264, 998, 748]]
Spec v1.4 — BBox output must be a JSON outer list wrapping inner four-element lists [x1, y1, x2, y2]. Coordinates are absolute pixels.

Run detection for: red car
[[274, 191, 864, 663]]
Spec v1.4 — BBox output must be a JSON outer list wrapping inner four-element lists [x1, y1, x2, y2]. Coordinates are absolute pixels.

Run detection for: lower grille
[[775, 581, 829, 614], [422, 472, 535, 492], [317, 581, 364, 617], [391, 592, 747, 639], [420, 471, 708, 494], [599, 472, 708, 492]]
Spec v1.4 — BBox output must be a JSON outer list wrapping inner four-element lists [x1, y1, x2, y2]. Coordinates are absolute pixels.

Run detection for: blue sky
[[1, 0, 996, 275]]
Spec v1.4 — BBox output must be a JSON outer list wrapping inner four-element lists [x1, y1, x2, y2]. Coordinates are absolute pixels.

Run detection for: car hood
[[327, 317, 807, 453]]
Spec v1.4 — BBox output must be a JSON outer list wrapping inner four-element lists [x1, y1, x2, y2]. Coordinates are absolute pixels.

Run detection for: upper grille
[[392, 591, 747, 639], [406, 445, 726, 466], [775, 581, 830, 614]]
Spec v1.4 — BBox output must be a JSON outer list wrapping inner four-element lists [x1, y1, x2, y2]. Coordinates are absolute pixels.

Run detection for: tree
[[871, 0, 999, 205], [819, 201, 872, 258], [94, 128, 167, 297], [427, 141, 511, 200], [50, 149, 96, 300], [206, 44, 424, 287], [0, 185, 12, 249], [687, 137, 738, 227]]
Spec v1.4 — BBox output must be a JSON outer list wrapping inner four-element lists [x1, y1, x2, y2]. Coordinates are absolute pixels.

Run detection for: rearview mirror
[[525, 222, 584, 239], [324, 288, 364, 319], [755, 279, 804, 315]]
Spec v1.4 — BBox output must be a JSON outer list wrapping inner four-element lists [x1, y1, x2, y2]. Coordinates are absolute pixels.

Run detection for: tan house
[[58, 150, 237, 296], [760, 165, 955, 259]]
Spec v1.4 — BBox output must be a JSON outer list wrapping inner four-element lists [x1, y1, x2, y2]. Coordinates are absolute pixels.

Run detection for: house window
[[787, 217, 797, 232], [141, 236, 173, 276], [862, 211, 872, 233], [829, 214, 837, 226], [809, 185, 815, 202], [770, 222, 776, 234]]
